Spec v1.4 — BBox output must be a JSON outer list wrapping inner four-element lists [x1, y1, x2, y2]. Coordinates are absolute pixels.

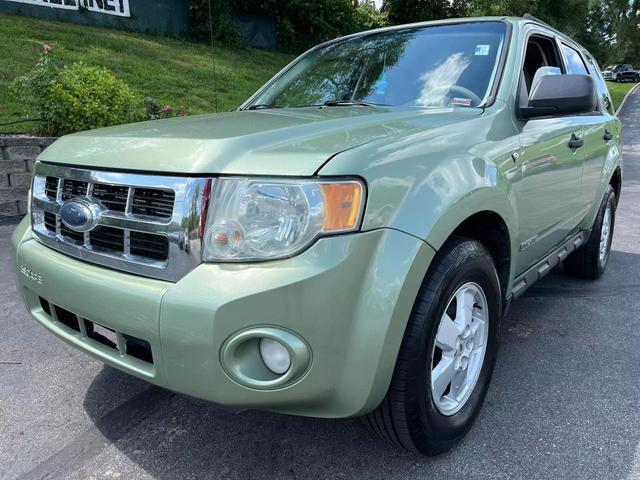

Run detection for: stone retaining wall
[[0, 136, 57, 224]]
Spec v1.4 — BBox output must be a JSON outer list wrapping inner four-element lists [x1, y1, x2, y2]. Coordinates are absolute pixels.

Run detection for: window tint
[[561, 44, 588, 74]]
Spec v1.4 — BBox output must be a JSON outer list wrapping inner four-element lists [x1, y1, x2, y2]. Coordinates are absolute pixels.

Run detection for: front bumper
[[12, 217, 434, 418]]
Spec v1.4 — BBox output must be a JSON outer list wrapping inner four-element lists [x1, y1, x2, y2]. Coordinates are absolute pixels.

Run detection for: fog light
[[259, 338, 291, 374]]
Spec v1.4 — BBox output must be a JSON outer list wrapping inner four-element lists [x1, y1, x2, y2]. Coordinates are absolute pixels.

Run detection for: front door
[[513, 119, 585, 273], [511, 31, 586, 274]]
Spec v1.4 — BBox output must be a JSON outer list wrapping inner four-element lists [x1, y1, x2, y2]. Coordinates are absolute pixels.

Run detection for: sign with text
[[3, 0, 130, 17]]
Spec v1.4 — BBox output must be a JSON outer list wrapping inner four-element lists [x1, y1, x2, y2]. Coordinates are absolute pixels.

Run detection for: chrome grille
[[31, 162, 210, 282], [61, 222, 84, 243], [92, 183, 129, 212], [61, 179, 88, 200], [131, 187, 175, 218], [90, 226, 125, 252], [44, 177, 58, 200], [44, 211, 56, 232], [130, 231, 169, 260]]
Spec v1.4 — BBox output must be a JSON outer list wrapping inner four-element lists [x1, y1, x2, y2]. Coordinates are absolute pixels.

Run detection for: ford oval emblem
[[59, 198, 101, 232]]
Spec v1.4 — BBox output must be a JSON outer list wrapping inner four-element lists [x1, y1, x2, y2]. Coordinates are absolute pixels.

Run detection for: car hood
[[39, 107, 482, 176]]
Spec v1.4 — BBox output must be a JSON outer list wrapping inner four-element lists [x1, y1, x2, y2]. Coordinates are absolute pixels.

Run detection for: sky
[[374, 0, 383, 7]]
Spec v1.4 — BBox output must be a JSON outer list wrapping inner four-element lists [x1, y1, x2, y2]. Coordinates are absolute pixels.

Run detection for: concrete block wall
[[0, 136, 57, 224]]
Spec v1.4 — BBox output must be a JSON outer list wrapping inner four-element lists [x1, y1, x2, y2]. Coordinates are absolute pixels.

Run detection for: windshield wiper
[[247, 101, 387, 109], [245, 103, 280, 110], [321, 100, 388, 107]]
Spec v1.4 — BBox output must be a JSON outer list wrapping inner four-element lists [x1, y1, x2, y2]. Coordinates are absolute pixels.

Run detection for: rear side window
[[561, 44, 588, 74], [585, 55, 615, 115]]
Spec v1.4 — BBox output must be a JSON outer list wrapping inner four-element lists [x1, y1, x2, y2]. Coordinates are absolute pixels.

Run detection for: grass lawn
[[0, 14, 293, 133], [606, 81, 638, 112]]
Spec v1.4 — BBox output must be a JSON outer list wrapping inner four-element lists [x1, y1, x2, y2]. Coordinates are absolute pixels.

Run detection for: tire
[[564, 185, 616, 279], [366, 236, 501, 456]]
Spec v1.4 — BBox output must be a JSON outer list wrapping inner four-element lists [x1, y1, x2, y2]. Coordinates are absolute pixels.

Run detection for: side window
[[521, 34, 563, 100], [585, 55, 614, 115], [561, 44, 588, 75]]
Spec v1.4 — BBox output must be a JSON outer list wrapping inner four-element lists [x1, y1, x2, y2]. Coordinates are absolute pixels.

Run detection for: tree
[[597, 0, 640, 65], [271, 0, 359, 52], [354, 0, 388, 30], [467, 0, 590, 36], [466, 0, 610, 65], [381, 0, 457, 24], [188, 0, 628, 65]]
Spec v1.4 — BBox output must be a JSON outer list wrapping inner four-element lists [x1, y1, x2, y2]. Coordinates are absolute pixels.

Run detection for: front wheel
[[366, 237, 501, 455], [564, 185, 616, 279]]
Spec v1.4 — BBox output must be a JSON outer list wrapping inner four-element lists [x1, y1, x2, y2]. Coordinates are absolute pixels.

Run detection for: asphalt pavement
[[1, 94, 640, 479]]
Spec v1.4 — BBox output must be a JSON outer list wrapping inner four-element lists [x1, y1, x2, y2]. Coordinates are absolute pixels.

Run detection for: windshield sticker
[[475, 45, 490, 56], [451, 97, 472, 106]]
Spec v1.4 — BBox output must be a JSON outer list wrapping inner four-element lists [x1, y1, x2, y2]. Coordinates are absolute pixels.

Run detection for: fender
[[319, 107, 520, 291]]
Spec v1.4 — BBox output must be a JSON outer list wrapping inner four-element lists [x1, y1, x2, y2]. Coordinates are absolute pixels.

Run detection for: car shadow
[[81, 249, 640, 479]]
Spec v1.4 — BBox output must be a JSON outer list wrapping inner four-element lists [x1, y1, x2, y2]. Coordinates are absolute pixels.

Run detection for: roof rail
[[522, 13, 554, 30]]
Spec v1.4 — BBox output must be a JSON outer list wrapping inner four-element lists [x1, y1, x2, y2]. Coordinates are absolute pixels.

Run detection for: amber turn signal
[[320, 181, 364, 232]]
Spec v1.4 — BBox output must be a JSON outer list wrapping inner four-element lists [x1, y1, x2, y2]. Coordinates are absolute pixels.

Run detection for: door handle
[[603, 130, 614, 141], [568, 133, 584, 149]]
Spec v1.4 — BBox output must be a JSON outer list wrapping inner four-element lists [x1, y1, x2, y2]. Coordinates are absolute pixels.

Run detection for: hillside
[[1, 14, 633, 135], [0, 14, 293, 133]]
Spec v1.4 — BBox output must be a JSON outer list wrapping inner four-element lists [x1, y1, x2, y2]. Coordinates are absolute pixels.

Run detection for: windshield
[[247, 21, 507, 109]]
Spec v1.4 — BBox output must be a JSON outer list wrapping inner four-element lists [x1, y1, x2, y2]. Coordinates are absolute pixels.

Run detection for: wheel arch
[[423, 188, 518, 297], [449, 211, 512, 301], [610, 165, 622, 205]]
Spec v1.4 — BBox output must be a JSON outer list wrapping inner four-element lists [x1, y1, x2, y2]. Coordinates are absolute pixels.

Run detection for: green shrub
[[14, 48, 143, 136], [44, 63, 143, 135]]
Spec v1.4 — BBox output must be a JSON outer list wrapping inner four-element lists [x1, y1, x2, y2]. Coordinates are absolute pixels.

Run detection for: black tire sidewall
[[407, 242, 501, 449]]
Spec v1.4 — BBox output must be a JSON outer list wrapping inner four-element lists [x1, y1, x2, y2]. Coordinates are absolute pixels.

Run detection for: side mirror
[[519, 74, 597, 119]]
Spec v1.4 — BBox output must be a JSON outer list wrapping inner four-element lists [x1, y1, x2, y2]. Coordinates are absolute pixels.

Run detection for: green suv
[[12, 16, 622, 455]]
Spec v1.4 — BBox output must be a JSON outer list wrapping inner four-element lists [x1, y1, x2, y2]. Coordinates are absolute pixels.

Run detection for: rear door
[[576, 51, 619, 213], [512, 30, 586, 274]]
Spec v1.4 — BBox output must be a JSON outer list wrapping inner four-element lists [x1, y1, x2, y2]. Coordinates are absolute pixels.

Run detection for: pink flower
[[163, 105, 173, 112], [177, 106, 187, 117], [43, 44, 52, 53]]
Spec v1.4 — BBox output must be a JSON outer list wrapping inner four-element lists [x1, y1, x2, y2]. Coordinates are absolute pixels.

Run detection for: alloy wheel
[[431, 282, 489, 416], [599, 203, 612, 263]]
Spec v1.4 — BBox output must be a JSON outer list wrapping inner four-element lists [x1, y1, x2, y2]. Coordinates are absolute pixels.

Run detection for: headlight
[[202, 177, 365, 262]]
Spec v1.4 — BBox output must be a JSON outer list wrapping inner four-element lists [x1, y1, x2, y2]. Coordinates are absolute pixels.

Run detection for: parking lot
[[2, 93, 640, 480]]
